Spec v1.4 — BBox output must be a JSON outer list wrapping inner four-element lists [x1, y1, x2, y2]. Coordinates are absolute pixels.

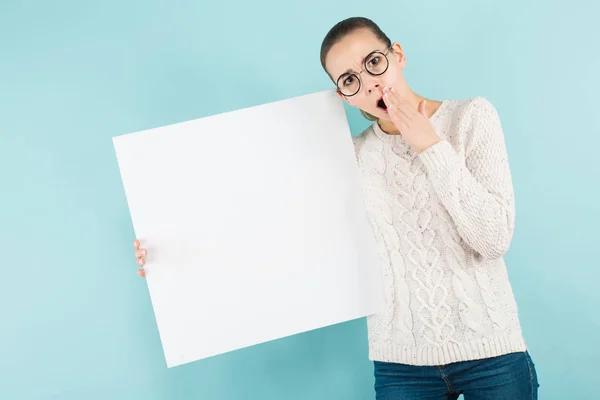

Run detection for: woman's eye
[[368, 56, 380, 66], [343, 76, 355, 86]]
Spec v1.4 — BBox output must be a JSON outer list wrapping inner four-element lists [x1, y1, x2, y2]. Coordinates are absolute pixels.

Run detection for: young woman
[[132, 17, 539, 400]]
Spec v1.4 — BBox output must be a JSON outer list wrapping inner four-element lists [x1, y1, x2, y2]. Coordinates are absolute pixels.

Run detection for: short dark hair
[[319, 17, 392, 75]]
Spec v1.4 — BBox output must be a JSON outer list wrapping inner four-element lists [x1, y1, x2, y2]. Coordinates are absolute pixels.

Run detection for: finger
[[387, 87, 414, 110], [137, 257, 146, 267], [382, 90, 399, 110], [385, 102, 409, 132], [133, 240, 140, 249], [418, 100, 428, 117], [383, 88, 408, 113], [137, 269, 146, 278], [389, 88, 416, 116], [383, 92, 411, 121], [136, 248, 147, 258]]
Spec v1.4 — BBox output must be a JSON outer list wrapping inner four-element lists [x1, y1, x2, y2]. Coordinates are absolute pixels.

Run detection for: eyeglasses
[[336, 46, 392, 97]]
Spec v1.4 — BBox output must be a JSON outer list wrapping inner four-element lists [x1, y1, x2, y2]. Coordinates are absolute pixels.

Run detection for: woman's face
[[325, 28, 406, 121]]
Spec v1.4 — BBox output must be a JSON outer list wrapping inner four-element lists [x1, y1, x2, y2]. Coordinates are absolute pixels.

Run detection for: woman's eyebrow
[[337, 48, 383, 79]]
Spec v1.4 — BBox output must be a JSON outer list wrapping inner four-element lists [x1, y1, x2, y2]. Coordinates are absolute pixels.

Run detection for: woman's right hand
[[133, 239, 148, 277]]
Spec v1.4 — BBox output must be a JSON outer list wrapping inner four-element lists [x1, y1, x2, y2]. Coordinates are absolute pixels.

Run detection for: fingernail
[[133, 240, 140, 249]]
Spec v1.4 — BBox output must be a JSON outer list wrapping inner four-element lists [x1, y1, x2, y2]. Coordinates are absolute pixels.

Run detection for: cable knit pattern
[[354, 97, 526, 366]]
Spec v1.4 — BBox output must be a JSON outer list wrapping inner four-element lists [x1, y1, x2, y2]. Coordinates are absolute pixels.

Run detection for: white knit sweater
[[353, 97, 527, 366]]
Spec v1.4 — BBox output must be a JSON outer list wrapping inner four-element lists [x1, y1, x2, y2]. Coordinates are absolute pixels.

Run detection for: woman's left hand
[[382, 87, 441, 153]]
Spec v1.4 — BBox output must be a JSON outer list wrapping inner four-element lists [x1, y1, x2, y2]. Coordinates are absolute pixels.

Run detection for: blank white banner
[[113, 89, 383, 368]]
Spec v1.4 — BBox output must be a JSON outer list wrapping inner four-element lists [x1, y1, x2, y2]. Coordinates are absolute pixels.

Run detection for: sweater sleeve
[[418, 97, 515, 260]]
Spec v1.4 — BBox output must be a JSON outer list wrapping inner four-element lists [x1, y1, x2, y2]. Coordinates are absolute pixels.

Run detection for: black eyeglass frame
[[335, 45, 393, 97]]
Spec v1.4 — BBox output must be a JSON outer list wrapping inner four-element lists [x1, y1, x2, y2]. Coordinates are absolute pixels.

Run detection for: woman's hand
[[133, 239, 148, 277], [382, 87, 441, 153]]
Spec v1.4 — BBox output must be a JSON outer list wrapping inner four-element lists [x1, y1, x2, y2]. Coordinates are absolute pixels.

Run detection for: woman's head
[[320, 17, 408, 122]]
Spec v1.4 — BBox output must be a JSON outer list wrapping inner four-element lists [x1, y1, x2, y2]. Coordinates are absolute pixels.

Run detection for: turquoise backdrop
[[1, 0, 598, 399]]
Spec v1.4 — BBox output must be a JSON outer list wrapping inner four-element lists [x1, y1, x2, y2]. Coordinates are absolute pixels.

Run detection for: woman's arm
[[418, 97, 515, 260]]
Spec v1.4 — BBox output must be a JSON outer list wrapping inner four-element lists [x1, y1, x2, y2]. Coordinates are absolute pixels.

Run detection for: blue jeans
[[373, 351, 539, 399]]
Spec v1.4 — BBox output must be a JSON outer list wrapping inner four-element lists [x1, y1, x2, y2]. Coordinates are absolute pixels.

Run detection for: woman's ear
[[390, 43, 406, 69], [336, 90, 349, 103]]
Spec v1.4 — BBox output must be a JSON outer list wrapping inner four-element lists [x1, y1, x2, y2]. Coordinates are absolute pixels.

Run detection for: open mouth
[[376, 97, 387, 111]]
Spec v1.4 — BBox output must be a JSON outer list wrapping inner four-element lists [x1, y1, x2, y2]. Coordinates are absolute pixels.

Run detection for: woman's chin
[[375, 112, 391, 121]]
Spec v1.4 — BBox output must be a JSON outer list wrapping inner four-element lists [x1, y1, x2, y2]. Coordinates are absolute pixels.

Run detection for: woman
[[132, 17, 539, 400]]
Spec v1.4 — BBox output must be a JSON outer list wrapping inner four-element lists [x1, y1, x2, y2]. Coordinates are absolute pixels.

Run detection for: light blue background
[[1, 0, 598, 399]]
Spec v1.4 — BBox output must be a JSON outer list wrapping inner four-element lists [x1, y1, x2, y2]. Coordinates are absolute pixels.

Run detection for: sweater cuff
[[418, 140, 461, 177]]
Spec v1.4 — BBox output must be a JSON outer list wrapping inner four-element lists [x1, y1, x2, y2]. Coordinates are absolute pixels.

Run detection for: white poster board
[[113, 90, 383, 367]]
